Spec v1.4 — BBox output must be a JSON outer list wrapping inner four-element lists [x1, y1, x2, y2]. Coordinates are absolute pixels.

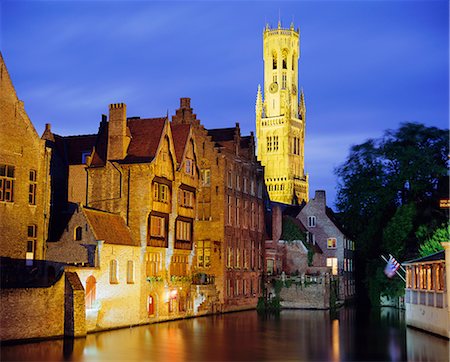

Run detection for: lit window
[[227, 247, 232, 268], [110, 259, 118, 284], [227, 196, 232, 225], [170, 255, 188, 276], [201, 169, 211, 186], [308, 216, 316, 227], [150, 216, 165, 238], [227, 171, 233, 188], [235, 174, 240, 191], [197, 240, 211, 268], [327, 238, 337, 249], [29, 170, 37, 205], [236, 198, 240, 226], [327, 257, 338, 275], [176, 220, 191, 241], [0, 164, 15, 202], [127, 260, 134, 284], [146, 252, 160, 277], [27, 225, 37, 261]]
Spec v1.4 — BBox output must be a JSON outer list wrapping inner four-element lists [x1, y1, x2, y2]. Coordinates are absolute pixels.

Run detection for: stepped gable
[[83, 207, 137, 246], [171, 123, 191, 164], [123, 117, 166, 163]]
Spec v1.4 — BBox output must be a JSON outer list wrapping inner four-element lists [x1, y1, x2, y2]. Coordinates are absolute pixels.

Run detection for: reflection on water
[[1, 307, 449, 361]]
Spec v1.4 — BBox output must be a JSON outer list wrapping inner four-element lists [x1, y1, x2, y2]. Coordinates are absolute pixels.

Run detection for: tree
[[335, 122, 449, 305], [418, 223, 450, 257]]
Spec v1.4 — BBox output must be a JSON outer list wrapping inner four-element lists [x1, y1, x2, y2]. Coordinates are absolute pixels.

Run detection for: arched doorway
[[85, 275, 96, 309], [147, 295, 155, 316]]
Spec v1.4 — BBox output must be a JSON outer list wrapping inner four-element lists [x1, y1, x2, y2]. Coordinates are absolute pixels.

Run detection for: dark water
[[2, 307, 449, 361]]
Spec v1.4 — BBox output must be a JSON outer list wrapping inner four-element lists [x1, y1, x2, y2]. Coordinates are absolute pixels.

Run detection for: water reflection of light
[[331, 319, 340, 362]]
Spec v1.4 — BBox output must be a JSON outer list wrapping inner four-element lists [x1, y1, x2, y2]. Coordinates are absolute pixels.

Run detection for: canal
[[2, 307, 449, 361]]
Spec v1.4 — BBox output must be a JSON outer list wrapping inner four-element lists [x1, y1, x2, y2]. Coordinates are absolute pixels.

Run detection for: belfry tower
[[255, 21, 308, 204]]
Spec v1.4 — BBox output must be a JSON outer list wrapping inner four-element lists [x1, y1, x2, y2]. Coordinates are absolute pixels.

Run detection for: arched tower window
[[74, 226, 82, 241], [110, 259, 118, 284], [272, 51, 277, 69], [282, 49, 288, 69], [86, 275, 96, 309], [292, 53, 296, 71]]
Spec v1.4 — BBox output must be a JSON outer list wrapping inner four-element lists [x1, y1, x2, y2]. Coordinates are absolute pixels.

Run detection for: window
[[227, 247, 232, 268], [227, 171, 233, 188], [29, 170, 37, 205], [127, 260, 135, 284], [146, 252, 160, 277], [153, 183, 169, 203], [273, 136, 279, 151], [243, 177, 248, 193], [85, 276, 96, 309], [81, 151, 91, 164], [110, 259, 118, 284], [327, 238, 337, 249], [74, 226, 82, 241], [250, 180, 255, 196], [236, 198, 240, 226], [179, 189, 194, 208], [243, 200, 248, 228], [251, 202, 256, 230], [0, 164, 15, 202], [235, 174, 240, 191], [272, 50, 277, 69], [176, 220, 191, 241], [293, 137, 301, 155], [227, 196, 232, 225], [308, 216, 316, 227], [282, 53, 287, 69], [327, 257, 338, 276], [170, 255, 188, 276], [197, 240, 211, 268], [227, 279, 231, 297], [200, 169, 211, 186], [244, 248, 249, 269], [251, 240, 255, 270], [185, 159, 194, 175], [27, 225, 37, 261], [292, 54, 295, 70], [267, 136, 272, 152], [150, 216, 165, 238], [235, 244, 240, 268], [282, 72, 287, 89]]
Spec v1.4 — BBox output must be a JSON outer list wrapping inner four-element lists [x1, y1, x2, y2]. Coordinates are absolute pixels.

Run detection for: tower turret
[[255, 22, 309, 204]]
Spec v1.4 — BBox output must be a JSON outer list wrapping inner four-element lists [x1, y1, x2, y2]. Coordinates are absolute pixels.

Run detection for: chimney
[[107, 103, 129, 160], [314, 190, 326, 208], [180, 97, 191, 109], [272, 204, 282, 244]]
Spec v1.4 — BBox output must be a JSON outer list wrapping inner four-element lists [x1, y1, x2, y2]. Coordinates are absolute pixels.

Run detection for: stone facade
[[255, 23, 308, 204], [0, 53, 51, 260], [297, 190, 355, 300], [172, 98, 266, 312]]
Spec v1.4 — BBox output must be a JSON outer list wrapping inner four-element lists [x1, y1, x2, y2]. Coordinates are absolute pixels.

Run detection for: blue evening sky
[[1, 0, 448, 208]]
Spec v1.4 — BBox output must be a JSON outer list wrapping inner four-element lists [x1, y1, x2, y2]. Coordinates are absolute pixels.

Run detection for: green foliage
[[281, 217, 306, 241], [382, 203, 416, 256], [418, 223, 449, 257], [335, 122, 449, 304]]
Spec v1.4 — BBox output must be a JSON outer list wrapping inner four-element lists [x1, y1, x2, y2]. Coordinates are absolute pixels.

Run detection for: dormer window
[[185, 159, 194, 176]]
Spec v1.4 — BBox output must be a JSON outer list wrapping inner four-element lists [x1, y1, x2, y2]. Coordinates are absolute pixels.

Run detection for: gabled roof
[[123, 117, 167, 163], [325, 207, 352, 239], [83, 207, 138, 246], [403, 250, 445, 265], [171, 123, 191, 164]]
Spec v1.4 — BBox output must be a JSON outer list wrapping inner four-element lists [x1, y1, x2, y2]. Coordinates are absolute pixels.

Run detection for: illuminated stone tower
[[255, 21, 308, 204]]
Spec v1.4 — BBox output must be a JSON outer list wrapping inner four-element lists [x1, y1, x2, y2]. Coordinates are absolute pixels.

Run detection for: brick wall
[[0, 273, 65, 341]]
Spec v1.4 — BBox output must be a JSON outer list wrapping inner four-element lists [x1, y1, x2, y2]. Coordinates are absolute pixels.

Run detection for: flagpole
[[381, 255, 406, 282], [389, 254, 406, 273]]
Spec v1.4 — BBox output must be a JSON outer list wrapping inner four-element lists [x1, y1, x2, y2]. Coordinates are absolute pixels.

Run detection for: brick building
[[172, 98, 266, 311], [0, 53, 51, 261]]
